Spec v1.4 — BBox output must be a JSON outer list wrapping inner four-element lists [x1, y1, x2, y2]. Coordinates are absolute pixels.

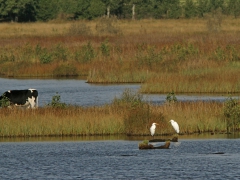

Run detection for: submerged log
[[139, 141, 170, 150], [139, 143, 154, 149], [153, 141, 170, 149], [149, 136, 178, 142]]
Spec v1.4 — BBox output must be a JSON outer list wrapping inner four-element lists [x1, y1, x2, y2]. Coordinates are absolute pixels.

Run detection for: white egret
[[150, 123, 159, 138], [169, 119, 179, 134]]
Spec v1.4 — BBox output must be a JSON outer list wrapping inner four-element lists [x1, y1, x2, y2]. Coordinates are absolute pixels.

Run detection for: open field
[[0, 18, 240, 93]]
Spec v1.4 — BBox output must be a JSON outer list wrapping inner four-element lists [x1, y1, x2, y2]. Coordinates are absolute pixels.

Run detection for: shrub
[[112, 89, 151, 135], [0, 53, 15, 63], [166, 92, 178, 104], [53, 64, 78, 77], [123, 103, 151, 135], [0, 94, 10, 107], [52, 44, 67, 61], [112, 89, 144, 107], [47, 93, 67, 108], [95, 17, 121, 35], [39, 48, 53, 64], [206, 8, 223, 32], [100, 39, 110, 57], [68, 22, 92, 36], [223, 96, 240, 132], [136, 45, 162, 69], [82, 42, 95, 62]]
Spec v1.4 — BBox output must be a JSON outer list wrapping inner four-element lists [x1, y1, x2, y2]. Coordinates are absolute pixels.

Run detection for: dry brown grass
[[0, 18, 240, 93], [0, 99, 230, 137]]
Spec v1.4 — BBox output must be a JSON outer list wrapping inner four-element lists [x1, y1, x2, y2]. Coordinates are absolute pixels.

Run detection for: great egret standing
[[150, 123, 159, 139], [169, 120, 179, 134]]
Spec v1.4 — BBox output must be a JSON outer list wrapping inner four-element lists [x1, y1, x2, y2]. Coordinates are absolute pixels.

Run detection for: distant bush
[[166, 92, 178, 104], [0, 53, 15, 63], [47, 93, 67, 108], [112, 89, 168, 135], [68, 22, 92, 36], [74, 42, 95, 63], [38, 48, 53, 64], [112, 89, 144, 107], [53, 64, 78, 77], [206, 8, 223, 32], [100, 39, 110, 57], [95, 17, 121, 35], [223, 96, 240, 132], [136, 45, 162, 69], [0, 94, 10, 108], [52, 44, 67, 61]]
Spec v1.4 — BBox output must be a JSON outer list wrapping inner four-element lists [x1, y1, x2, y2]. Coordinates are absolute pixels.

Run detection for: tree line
[[0, 0, 240, 22]]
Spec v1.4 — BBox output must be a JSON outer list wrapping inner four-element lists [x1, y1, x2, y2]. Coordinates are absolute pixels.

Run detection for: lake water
[[0, 78, 238, 107], [0, 78, 240, 179], [0, 135, 240, 179]]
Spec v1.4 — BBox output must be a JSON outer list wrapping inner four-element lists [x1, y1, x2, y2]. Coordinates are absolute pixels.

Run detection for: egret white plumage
[[169, 119, 179, 134], [150, 123, 159, 138]]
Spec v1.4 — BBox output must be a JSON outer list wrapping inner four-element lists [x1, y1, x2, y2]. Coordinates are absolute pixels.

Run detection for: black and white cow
[[0, 89, 38, 109]]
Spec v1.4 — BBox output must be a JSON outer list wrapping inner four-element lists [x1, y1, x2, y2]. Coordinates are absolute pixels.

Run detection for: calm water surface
[[0, 135, 240, 179], [1, 78, 240, 179], [0, 78, 238, 107]]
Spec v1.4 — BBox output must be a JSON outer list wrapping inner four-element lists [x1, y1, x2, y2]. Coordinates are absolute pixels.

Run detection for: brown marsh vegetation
[[0, 18, 239, 137], [0, 99, 225, 137], [0, 18, 239, 93], [0, 89, 239, 137]]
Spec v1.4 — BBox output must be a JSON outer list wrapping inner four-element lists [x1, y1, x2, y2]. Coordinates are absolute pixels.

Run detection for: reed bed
[[0, 18, 240, 93], [0, 106, 124, 137], [0, 98, 238, 137]]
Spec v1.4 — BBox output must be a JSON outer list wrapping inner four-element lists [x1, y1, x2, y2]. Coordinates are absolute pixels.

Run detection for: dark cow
[[0, 89, 38, 109]]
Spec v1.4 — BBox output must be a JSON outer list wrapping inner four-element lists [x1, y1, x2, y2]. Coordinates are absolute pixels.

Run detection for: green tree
[[184, 0, 197, 18], [196, 0, 209, 17], [167, 0, 181, 19], [224, 97, 240, 132], [74, 0, 90, 19], [153, 0, 170, 19], [36, 0, 59, 21], [0, 0, 37, 22], [57, 0, 79, 20], [136, 0, 156, 19], [227, 0, 240, 18], [120, 0, 143, 20], [101, 0, 122, 18], [87, 0, 105, 19], [19, 0, 38, 21], [208, 0, 224, 11]]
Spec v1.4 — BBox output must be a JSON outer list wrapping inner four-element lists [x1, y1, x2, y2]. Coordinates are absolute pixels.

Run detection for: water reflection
[[1, 132, 240, 143]]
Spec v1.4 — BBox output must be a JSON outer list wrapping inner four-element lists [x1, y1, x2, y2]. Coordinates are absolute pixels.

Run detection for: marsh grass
[[0, 107, 124, 137], [0, 18, 240, 92], [0, 90, 239, 137], [0, 101, 228, 137]]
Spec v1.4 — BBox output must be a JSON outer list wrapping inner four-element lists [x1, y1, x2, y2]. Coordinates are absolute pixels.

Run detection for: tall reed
[[0, 91, 238, 137], [0, 18, 240, 93]]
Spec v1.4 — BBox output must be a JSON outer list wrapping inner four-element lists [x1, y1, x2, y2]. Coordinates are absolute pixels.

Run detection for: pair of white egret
[[150, 120, 179, 138]]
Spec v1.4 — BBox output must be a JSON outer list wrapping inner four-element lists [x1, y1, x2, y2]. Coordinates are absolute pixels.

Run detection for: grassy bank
[[0, 91, 239, 137], [0, 18, 240, 93]]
